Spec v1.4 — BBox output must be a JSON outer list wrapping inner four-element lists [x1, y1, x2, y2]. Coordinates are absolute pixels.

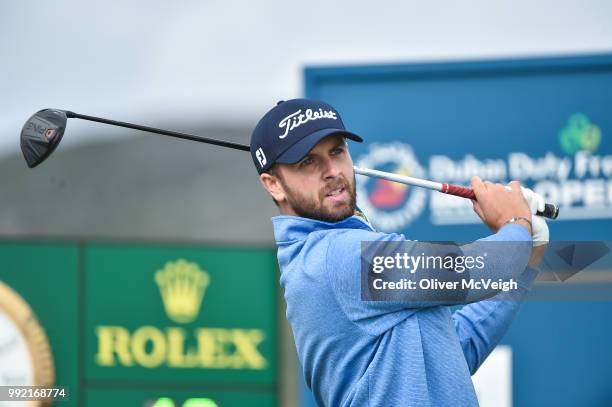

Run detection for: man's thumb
[[471, 176, 486, 196]]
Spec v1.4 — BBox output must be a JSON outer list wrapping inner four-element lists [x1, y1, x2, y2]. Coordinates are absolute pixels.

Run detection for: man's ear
[[260, 172, 286, 203]]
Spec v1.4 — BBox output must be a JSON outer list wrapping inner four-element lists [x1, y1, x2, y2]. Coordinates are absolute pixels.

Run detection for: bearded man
[[250, 99, 547, 407]]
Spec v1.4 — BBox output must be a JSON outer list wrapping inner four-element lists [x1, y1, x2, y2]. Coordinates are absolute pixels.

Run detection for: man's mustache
[[321, 176, 352, 196]]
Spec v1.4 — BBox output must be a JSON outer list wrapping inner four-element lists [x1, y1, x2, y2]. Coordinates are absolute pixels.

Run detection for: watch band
[[505, 216, 533, 231]]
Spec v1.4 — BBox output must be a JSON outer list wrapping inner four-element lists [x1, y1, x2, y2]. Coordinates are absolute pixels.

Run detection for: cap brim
[[275, 128, 363, 165]]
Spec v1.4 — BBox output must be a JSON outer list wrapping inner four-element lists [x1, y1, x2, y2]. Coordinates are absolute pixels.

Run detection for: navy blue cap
[[250, 99, 363, 174]]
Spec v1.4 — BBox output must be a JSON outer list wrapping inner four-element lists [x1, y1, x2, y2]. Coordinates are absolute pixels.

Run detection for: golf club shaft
[[65, 111, 250, 151], [355, 166, 476, 198], [354, 166, 559, 219], [64, 111, 558, 219]]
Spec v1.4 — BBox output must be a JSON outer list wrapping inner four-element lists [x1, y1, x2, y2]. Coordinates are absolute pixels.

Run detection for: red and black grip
[[441, 183, 559, 219]]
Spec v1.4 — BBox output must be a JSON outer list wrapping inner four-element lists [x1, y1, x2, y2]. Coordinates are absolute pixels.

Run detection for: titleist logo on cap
[[278, 108, 338, 139]]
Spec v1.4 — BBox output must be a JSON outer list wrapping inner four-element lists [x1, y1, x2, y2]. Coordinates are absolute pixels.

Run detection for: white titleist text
[[278, 109, 337, 139]]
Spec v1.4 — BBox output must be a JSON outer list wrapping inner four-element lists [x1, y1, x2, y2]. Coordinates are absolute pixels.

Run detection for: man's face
[[267, 134, 357, 222]]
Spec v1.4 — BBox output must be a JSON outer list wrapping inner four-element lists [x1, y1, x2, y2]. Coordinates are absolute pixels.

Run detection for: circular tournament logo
[[356, 142, 427, 231]]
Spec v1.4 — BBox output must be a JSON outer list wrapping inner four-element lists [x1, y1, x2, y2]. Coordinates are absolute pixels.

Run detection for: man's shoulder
[[274, 214, 408, 260], [310, 226, 381, 243], [310, 227, 405, 258]]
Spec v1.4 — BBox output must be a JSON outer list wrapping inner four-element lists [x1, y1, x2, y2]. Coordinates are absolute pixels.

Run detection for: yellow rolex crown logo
[[155, 259, 210, 324]]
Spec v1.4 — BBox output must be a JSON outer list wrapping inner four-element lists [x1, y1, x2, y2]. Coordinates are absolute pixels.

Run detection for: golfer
[[250, 99, 548, 407]]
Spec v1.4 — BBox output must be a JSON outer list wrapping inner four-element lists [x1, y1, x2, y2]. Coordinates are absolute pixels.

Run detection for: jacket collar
[[272, 210, 374, 244]]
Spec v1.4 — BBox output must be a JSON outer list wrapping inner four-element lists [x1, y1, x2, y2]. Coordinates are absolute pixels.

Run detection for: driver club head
[[20, 109, 68, 168]]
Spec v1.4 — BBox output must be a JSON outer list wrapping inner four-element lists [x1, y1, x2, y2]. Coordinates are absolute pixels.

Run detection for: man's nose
[[322, 157, 341, 179]]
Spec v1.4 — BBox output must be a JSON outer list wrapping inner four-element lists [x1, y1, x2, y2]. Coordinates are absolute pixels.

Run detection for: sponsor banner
[[355, 127, 612, 231], [306, 54, 612, 240], [84, 244, 278, 385], [0, 241, 279, 406], [305, 54, 612, 407]]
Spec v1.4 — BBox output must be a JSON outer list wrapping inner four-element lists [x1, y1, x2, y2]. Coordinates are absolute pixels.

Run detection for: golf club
[[20, 108, 559, 219]]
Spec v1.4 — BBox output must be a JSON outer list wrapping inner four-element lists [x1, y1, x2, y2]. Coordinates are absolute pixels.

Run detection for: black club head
[[20, 109, 68, 168]]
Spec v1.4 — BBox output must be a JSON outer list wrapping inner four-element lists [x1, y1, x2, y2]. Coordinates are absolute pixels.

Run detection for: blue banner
[[305, 54, 612, 241], [303, 54, 612, 407]]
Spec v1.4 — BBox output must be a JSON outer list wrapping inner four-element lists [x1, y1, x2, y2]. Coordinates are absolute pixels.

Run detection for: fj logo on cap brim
[[256, 147, 267, 168]]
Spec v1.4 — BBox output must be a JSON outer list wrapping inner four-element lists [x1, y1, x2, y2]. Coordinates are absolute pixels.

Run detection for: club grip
[[442, 184, 476, 199], [442, 183, 559, 219]]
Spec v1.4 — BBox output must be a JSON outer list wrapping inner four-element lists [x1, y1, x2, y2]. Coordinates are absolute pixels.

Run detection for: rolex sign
[[1, 242, 278, 407], [85, 244, 277, 388]]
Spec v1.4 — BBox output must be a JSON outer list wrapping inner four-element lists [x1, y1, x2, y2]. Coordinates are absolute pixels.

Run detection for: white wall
[[2, 0, 611, 158]]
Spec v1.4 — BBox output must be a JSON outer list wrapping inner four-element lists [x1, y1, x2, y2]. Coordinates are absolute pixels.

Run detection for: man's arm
[[327, 226, 532, 335], [329, 179, 543, 333], [452, 246, 546, 374], [452, 267, 538, 374]]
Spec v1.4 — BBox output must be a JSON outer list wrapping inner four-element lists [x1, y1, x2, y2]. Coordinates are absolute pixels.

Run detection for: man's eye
[[301, 157, 313, 166], [332, 147, 344, 155]]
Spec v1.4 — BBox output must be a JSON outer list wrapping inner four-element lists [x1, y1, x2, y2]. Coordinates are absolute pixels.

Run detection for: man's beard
[[280, 174, 357, 223]]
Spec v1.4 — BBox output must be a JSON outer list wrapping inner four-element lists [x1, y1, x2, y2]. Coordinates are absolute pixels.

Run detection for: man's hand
[[471, 176, 532, 233], [520, 186, 545, 215]]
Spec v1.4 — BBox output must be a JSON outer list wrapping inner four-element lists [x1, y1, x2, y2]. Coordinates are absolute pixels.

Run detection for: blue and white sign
[[306, 54, 612, 241], [303, 54, 612, 407]]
